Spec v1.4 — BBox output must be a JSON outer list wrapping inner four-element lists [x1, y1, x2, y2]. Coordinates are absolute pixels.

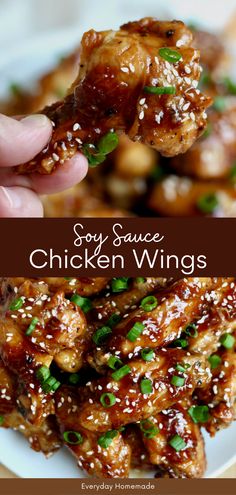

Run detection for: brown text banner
[[0, 218, 235, 276], [0, 478, 235, 495]]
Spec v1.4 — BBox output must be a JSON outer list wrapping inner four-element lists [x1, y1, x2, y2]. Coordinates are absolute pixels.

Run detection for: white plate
[[0, 9, 236, 479]]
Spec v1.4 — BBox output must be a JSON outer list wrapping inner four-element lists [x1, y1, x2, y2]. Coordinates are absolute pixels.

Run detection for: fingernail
[[21, 114, 52, 129], [0, 186, 22, 209]]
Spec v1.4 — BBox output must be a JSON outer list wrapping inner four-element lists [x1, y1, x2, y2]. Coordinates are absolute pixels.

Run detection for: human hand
[[0, 113, 88, 217]]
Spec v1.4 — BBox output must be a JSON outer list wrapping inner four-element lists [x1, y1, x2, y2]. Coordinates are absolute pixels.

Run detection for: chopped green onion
[[188, 405, 210, 424], [83, 144, 106, 167], [223, 76, 236, 95], [108, 355, 123, 370], [144, 86, 176, 95], [229, 164, 236, 182], [111, 277, 129, 293], [64, 277, 73, 280], [171, 376, 185, 387], [92, 326, 112, 345], [140, 378, 153, 395], [203, 122, 212, 139], [36, 366, 60, 393], [159, 47, 182, 63], [197, 193, 218, 214], [126, 321, 145, 342], [140, 419, 159, 439], [169, 434, 186, 452], [172, 338, 188, 349], [141, 348, 154, 362], [71, 294, 92, 313], [175, 362, 190, 373], [9, 297, 24, 311], [200, 71, 212, 87], [208, 354, 222, 370], [97, 430, 118, 448], [98, 132, 119, 154], [25, 317, 39, 336], [100, 392, 116, 408], [42, 376, 61, 393], [0, 415, 4, 426], [188, 22, 198, 32], [36, 366, 50, 383], [184, 323, 198, 338], [213, 96, 226, 112], [63, 431, 83, 445], [220, 333, 235, 349], [55, 87, 65, 98], [9, 82, 22, 96], [135, 277, 146, 284], [140, 295, 158, 312], [83, 132, 119, 167], [150, 164, 165, 181], [117, 426, 125, 432], [107, 313, 122, 327], [112, 365, 131, 381], [68, 373, 80, 385]]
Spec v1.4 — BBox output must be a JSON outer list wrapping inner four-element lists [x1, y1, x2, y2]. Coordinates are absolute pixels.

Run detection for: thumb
[[0, 114, 52, 167]]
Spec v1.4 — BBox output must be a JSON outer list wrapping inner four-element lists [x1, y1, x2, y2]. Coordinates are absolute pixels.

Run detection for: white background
[[0, 0, 236, 52]]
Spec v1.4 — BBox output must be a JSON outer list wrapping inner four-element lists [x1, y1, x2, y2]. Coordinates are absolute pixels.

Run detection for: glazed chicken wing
[[0, 358, 61, 455], [0, 277, 87, 423], [149, 175, 236, 217], [91, 277, 224, 369], [55, 386, 131, 478], [170, 97, 236, 180], [142, 399, 206, 478], [77, 349, 211, 433], [17, 18, 211, 175], [1, 277, 235, 478], [197, 346, 236, 435]]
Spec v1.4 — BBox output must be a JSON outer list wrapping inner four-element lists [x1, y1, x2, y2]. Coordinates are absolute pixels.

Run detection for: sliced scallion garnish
[[100, 393, 116, 408]]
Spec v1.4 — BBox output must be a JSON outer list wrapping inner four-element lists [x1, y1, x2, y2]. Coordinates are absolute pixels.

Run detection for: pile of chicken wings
[[0, 277, 235, 478]]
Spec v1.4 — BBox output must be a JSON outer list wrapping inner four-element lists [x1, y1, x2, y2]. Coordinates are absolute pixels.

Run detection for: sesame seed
[[52, 153, 60, 162], [73, 123, 81, 131]]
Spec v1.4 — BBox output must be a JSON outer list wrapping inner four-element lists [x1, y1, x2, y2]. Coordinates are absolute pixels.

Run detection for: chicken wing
[[0, 277, 87, 423], [91, 278, 224, 368], [17, 18, 211, 175], [149, 175, 236, 217], [197, 346, 236, 435], [0, 358, 61, 454], [142, 399, 206, 478], [55, 385, 131, 477], [170, 97, 236, 180], [77, 349, 211, 432]]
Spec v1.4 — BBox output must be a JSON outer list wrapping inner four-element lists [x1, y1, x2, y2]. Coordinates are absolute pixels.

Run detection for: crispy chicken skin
[[1, 277, 236, 478], [142, 400, 206, 478], [17, 18, 211, 175]]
